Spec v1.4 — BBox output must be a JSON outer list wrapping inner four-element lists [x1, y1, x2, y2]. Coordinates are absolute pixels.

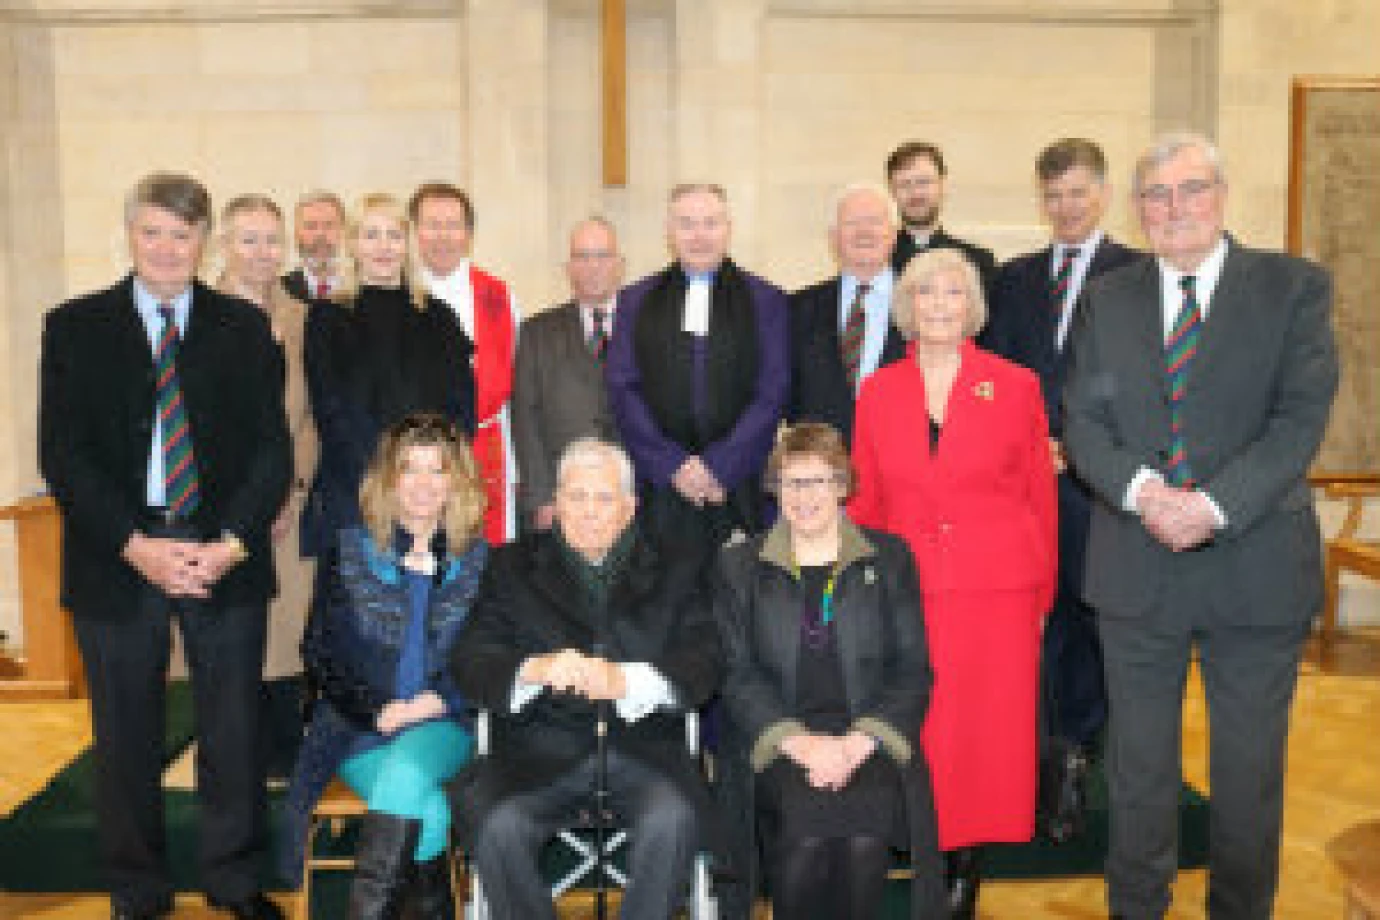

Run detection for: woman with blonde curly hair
[[281, 413, 487, 920]]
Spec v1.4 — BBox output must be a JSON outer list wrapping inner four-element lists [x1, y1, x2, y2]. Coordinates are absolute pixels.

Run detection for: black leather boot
[[945, 846, 982, 919], [408, 853, 454, 920], [349, 813, 420, 920]]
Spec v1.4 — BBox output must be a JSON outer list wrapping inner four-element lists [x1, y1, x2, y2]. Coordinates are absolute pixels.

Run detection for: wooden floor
[[3, 630, 1378, 919]]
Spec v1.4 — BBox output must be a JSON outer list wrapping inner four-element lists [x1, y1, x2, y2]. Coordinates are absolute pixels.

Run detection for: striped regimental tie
[[1049, 245, 1080, 312], [590, 306, 610, 366], [156, 305, 201, 516], [1164, 275, 1202, 487], [841, 282, 870, 391]]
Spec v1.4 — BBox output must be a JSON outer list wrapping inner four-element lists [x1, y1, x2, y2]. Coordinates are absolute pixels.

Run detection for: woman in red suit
[[849, 247, 1056, 918]]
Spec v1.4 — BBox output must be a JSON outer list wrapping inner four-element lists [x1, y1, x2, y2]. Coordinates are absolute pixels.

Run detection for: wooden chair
[[1328, 819, 1380, 919], [1317, 473, 1380, 644], [296, 779, 367, 920]]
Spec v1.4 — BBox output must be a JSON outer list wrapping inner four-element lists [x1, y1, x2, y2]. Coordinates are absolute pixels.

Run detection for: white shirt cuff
[[613, 662, 675, 723], [1197, 490, 1228, 529], [1123, 467, 1164, 513], [509, 673, 545, 713]]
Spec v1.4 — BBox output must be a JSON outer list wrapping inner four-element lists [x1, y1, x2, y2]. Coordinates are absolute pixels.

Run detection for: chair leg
[[1323, 547, 1340, 644]]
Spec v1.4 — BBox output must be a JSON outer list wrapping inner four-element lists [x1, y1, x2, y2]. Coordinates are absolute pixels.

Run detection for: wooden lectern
[[0, 496, 85, 700]]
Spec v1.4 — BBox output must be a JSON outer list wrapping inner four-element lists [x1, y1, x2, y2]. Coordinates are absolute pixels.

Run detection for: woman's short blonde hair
[[892, 247, 987, 341], [764, 422, 856, 498], [359, 413, 486, 553], [333, 192, 430, 310]]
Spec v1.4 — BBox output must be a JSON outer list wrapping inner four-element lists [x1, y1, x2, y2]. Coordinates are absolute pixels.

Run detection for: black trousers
[[72, 584, 269, 913], [1097, 554, 1308, 920], [472, 750, 698, 920]]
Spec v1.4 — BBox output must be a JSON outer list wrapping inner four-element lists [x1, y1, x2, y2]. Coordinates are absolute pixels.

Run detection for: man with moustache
[[512, 217, 626, 532], [1063, 132, 1338, 919], [606, 183, 789, 549], [886, 141, 997, 295], [788, 183, 908, 444], [39, 172, 292, 920], [409, 182, 521, 544], [282, 190, 345, 302], [985, 139, 1142, 834]]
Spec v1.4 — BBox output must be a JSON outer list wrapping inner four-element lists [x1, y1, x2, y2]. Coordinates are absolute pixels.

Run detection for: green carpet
[[0, 683, 1209, 917]]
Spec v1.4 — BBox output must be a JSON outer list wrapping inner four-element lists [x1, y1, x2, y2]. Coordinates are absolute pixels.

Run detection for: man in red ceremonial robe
[[409, 182, 521, 543]]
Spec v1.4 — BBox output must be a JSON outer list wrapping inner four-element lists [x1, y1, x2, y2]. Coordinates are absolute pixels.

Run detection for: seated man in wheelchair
[[448, 437, 723, 919]]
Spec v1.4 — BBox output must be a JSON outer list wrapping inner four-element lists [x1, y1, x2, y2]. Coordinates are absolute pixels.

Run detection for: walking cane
[[592, 697, 612, 920]]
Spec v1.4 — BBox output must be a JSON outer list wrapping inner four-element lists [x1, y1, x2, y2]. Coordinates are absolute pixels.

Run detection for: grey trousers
[[472, 750, 698, 919]]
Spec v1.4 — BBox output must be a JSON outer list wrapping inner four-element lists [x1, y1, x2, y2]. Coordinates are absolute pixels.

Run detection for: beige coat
[[218, 277, 319, 678]]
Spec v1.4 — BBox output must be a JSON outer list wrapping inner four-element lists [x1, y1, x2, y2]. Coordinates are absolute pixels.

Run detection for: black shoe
[[410, 853, 454, 920], [1040, 742, 1090, 843], [945, 847, 982, 919], [350, 813, 422, 920], [206, 892, 286, 920]]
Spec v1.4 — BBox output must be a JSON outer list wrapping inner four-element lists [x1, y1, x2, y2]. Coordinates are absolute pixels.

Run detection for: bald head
[[565, 217, 624, 306]]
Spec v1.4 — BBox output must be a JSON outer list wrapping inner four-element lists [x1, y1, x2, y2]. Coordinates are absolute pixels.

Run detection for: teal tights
[[339, 718, 473, 862]]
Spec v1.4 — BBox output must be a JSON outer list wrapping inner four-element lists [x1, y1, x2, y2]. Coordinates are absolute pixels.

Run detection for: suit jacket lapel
[[556, 302, 602, 388], [1189, 241, 1244, 388], [528, 540, 597, 644]]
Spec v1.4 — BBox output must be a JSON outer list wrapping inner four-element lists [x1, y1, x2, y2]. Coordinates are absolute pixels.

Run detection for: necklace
[[790, 557, 843, 651]]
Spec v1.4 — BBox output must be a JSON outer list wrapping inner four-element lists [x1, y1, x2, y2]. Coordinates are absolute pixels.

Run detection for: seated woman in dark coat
[[280, 413, 487, 920], [714, 422, 945, 920]]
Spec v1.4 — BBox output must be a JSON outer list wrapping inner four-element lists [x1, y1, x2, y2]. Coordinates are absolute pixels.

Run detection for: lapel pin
[[974, 381, 995, 401], [864, 567, 876, 585]]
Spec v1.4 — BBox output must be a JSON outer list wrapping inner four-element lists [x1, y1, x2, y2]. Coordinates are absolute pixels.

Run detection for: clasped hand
[[779, 731, 877, 792], [1136, 479, 1218, 552], [521, 648, 627, 701], [122, 532, 243, 598], [377, 691, 446, 735], [671, 456, 725, 507]]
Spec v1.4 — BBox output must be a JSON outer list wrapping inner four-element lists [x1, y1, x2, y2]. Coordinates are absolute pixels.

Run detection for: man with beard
[[409, 182, 522, 544], [282, 190, 345, 302], [885, 141, 997, 296], [787, 183, 907, 444], [606, 183, 788, 550]]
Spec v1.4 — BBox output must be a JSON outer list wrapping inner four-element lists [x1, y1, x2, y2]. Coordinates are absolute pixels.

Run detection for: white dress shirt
[[509, 660, 675, 724], [1051, 229, 1104, 352]]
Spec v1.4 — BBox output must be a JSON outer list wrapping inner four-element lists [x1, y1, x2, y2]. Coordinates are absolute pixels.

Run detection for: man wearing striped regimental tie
[[39, 172, 292, 920]]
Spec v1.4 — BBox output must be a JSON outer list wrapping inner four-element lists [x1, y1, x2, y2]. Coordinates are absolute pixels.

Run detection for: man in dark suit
[[281, 189, 344, 302], [39, 172, 292, 920], [511, 217, 625, 532], [448, 438, 722, 920], [985, 139, 1142, 816], [885, 140, 997, 294], [788, 183, 907, 444], [1063, 133, 1338, 919]]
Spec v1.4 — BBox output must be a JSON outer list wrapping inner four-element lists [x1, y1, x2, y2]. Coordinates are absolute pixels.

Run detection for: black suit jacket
[[39, 275, 293, 613], [986, 236, 1142, 434], [891, 226, 997, 297], [282, 268, 310, 303], [787, 275, 907, 444]]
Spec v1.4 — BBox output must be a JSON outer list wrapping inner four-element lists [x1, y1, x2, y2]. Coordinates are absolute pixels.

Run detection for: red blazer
[[849, 340, 1057, 610]]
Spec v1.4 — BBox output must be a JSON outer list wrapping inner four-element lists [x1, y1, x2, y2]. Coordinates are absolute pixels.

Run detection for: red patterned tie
[[156, 306, 200, 516], [315, 278, 330, 300], [1164, 275, 1202, 487], [590, 307, 610, 366], [1050, 246, 1079, 311], [841, 282, 870, 390]]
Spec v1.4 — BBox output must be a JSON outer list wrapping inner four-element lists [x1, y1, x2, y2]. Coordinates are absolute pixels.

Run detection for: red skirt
[[920, 587, 1043, 850]]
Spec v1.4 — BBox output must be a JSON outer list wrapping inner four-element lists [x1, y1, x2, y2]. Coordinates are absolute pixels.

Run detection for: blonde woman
[[216, 193, 319, 780], [281, 414, 487, 920], [302, 193, 475, 558]]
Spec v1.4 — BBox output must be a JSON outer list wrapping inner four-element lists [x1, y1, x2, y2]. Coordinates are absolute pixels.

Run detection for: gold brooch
[[974, 381, 995, 401]]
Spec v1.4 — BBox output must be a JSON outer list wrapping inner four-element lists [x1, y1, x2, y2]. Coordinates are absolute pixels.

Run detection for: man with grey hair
[[448, 437, 722, 919], [282, 189, 345, 301], [787, 182, 907, 444], [39, 171, 292, 920], [1064, 132, 1338, 918], [512, 217, 626, 532], [606, 183, 789, 550]]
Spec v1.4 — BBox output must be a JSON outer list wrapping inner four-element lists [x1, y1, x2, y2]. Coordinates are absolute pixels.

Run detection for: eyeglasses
[[1137, 178, 1218, 208], [776, 474, 843, 493], [570, 249, 618, 262]]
